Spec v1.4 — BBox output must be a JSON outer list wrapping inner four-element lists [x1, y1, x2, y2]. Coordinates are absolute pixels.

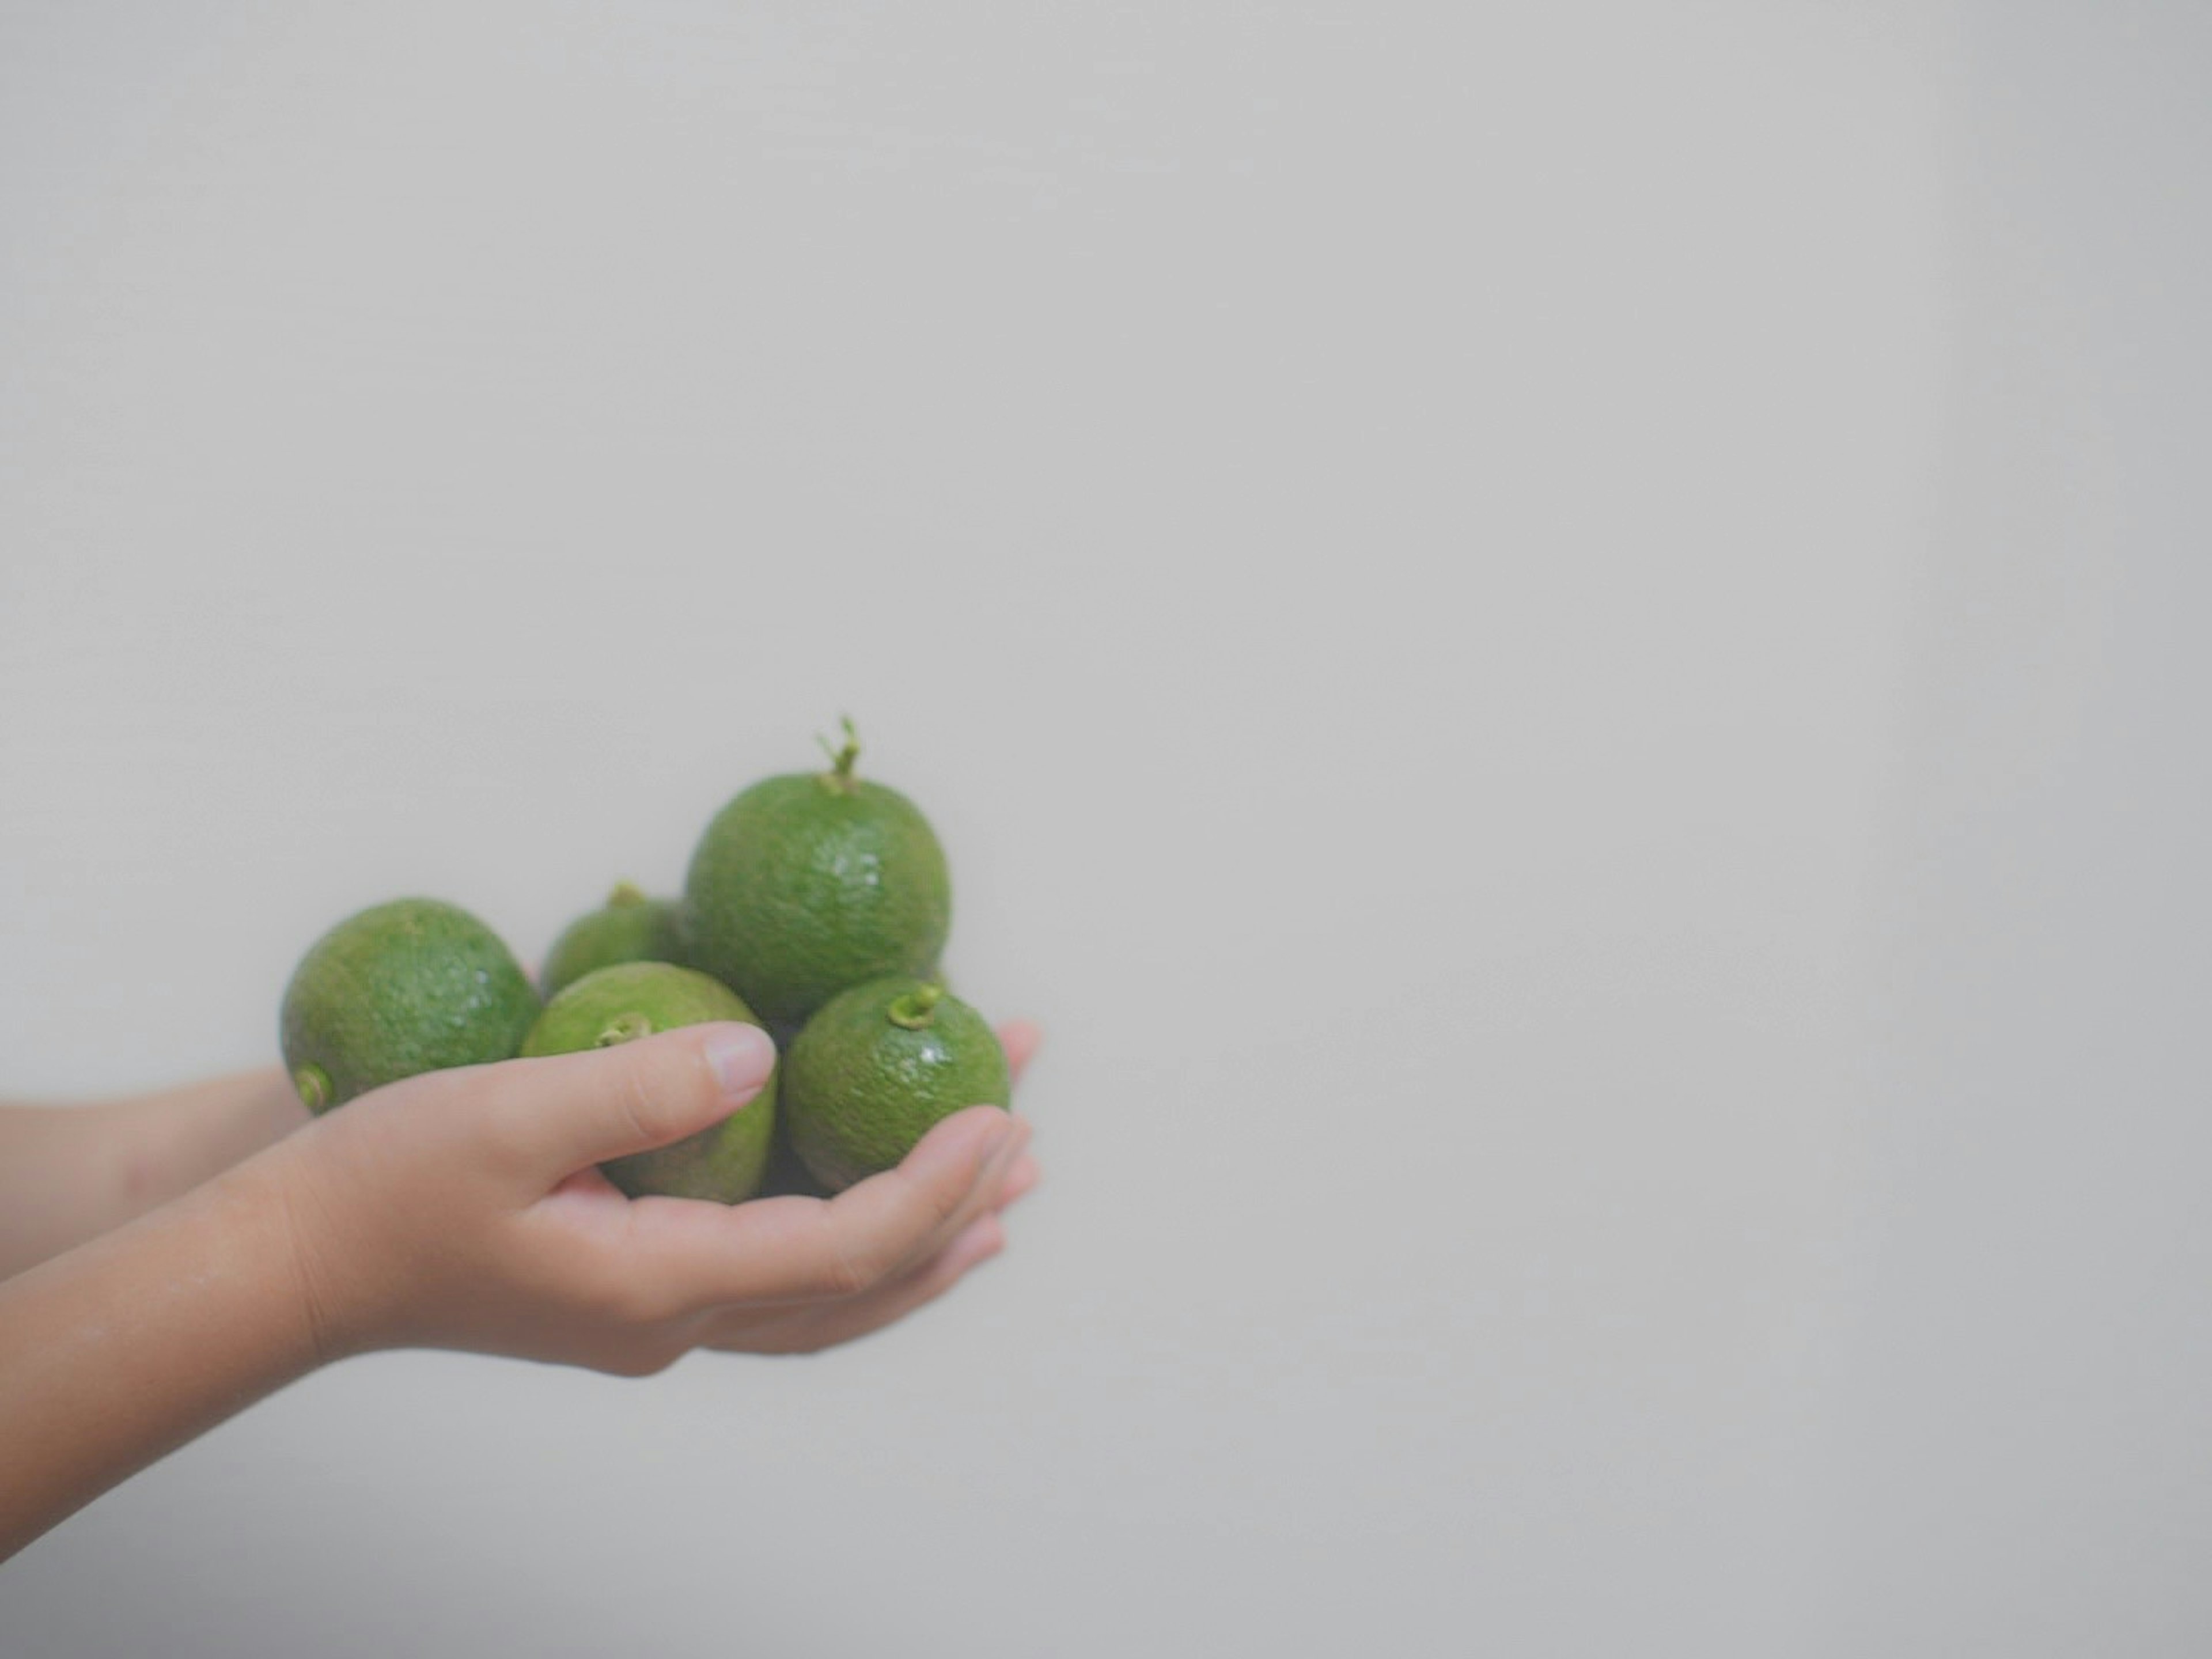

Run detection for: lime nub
[[293, 1063, 332, 1112], [595, 1013, 654, 1046]]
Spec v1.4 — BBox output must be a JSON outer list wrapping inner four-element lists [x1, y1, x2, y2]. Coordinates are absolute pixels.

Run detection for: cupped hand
[[262, 1020, 1040, 1376]]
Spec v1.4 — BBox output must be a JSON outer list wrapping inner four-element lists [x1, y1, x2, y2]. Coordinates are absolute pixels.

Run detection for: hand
[[259, 1021, 1040, 1375]]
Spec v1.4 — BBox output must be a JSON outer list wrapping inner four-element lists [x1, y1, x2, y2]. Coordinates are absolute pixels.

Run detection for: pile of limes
[[277, 721, 1008, 1202]]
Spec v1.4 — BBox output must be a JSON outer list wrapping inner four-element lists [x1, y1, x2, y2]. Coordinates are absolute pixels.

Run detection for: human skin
[[0, 1069, 310, 1281], [0, 1020, 1041, 1563]]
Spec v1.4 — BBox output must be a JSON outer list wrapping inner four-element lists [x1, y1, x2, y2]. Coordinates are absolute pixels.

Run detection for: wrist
[[247, 1123, 427, 1371], [192, 1155, 335, 1381], [230, 1135, 383, 1367]]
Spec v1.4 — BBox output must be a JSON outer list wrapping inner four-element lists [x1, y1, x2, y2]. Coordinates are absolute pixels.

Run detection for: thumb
[[490, 1021, 777, 1178]]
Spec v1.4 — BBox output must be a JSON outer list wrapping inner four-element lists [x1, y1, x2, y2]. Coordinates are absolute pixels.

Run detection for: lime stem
[[888, 981, 944, 1030], [607, 881, 648, 907], [816, 715, 861, 792]]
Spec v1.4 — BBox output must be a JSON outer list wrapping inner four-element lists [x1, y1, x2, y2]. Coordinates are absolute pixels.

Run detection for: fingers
[[633, 1106, 1026, 1313], [994, 1153, 1042, 1213], [805, 1108, 1028, 1295], [710, 1210, 1009, 1354], [479, 1023, 777, 1180], [713, 1139, 1040, 1354], [997, 1020, 1042, 1088]]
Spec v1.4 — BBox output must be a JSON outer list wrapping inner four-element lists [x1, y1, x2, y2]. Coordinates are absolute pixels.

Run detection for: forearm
[[0, 1069, 306, 1278], [0, 1153, 321, 1562]]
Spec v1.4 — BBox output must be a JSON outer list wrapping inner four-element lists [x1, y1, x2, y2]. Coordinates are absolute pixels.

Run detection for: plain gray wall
[[1823, 4, 2212, 1652], [2, 2, 2203, 1654]]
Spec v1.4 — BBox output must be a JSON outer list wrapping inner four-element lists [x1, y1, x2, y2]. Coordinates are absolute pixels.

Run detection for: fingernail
[[704, 1024, 776, 1101]]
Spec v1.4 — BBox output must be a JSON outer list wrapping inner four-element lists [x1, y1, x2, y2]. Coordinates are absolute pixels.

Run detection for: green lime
[[279, 897, 540, 1113], [520, 961, 776, 1203], [681, 719, 951, 1030], [755, 1123, 835, 1200], [782, 975, 1009, 1192], [540, 881, 684, 998]]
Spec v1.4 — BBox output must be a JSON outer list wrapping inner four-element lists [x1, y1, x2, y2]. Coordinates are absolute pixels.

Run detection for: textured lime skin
[[279, 898, 540, 1114], [520, 961, 776, 1203], [783, 976, 1009, 1192], [681, 770, 951, 1030], [540, 884, 684, 998]]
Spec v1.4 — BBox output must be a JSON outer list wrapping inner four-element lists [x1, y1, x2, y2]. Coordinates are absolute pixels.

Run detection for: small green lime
[[521, 961, 776, 1203], [782, 975, 1009, 1192], [681, 719, 950, 1031], [279, 897, 540, 1113], [540, 881, 685, 998]]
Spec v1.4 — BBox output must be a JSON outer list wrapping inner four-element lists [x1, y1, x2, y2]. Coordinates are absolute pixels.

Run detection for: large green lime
[[540, 881, 684, 998], [279, 897, 540, 1113], [782, 976, 1009, 1192], [681, 721, 950, 1031], [520, 961, 776, 1203]]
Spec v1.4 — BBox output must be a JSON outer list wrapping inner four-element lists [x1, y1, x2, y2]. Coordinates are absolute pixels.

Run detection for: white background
[[3, 3, 2206, 1654]]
